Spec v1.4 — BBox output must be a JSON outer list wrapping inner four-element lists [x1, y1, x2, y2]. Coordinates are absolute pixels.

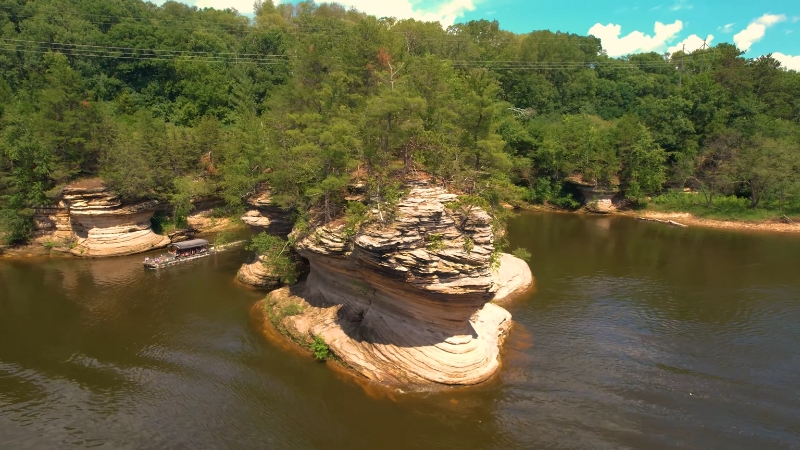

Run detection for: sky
[[156, 0, 800, 70]]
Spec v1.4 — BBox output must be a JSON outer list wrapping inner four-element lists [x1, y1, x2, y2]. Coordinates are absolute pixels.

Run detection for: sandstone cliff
[[31, 180, 170, 257], [252, 179, 533, 388]]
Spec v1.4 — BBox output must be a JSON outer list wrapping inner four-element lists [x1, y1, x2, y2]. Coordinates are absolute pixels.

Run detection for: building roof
[[170, 239, 209, 250]]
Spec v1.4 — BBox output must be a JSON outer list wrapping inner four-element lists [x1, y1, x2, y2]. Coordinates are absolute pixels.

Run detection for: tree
[[248, 232, 297, 284], [690, 129, 740, 206], [736, 136, 799, 209], [620, 124, 667, 200]]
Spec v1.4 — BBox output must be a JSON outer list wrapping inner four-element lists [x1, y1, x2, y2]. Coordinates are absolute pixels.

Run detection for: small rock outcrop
[[236, 187, 296, 288], [237, 255, 283, 290], [577, 186, 616, 213], [252, 179, 533, 388], [568, 176, 619, 213], [32, 180, 169, 257]]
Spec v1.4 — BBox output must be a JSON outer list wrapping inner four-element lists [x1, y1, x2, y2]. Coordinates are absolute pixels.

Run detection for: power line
[[0, 38, 290, 59], [0, 35, 707, 73], [0, 41, 291, 65]]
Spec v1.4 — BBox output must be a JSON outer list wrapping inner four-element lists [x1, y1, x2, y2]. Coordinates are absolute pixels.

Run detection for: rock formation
[[568, 176, 619, 213], [237, 187, 296, 288], [65, 183, 170, 257], [32, 206, 72, 239], [252, 179, 533, 388], [240, 189, 293, 235], [577, 186, 616, 213], [237, 255, 283, 290], [32, 180, 169, 257]]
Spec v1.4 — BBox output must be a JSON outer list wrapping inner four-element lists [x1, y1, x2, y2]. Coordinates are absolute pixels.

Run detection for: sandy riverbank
[[518, 203, 800, 234], [617, 210, 800, 234]]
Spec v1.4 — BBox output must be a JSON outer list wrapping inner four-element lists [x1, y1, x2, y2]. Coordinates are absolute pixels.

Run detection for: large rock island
[[252, 179, 533, 388]]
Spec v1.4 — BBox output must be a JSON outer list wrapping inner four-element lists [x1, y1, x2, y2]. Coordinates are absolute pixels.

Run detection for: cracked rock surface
[[65, 185, 170, 257], [254, 179, 533, 388]]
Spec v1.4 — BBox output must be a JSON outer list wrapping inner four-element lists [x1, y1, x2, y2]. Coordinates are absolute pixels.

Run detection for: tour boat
[[143, 239, 213, 269]]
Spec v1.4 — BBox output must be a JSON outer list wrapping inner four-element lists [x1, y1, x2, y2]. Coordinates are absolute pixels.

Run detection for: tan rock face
[[33, 206, 72, 238], [63, 184, 169, 257], [257, 179, 534, 388], [492, 253, 535, 302], [577, 186, 617, 213], [240, 190, 293, 235], [236, 188, 298, 288], [237, 256, 282, 290]]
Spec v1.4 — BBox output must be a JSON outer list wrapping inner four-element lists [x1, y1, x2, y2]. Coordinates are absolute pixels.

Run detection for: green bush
[[280, 302, 304, 317], [248, 232, 297, 285], [150, 213, 170, 235], [648, 190, 791, 221], [551, 196, 581, 210], [512, 247, 532, 262], [0, 208, 34, 245], [343, 201, 368, 238], [462, 236, 474, 254], [426, 233, 446, 252], [211, 205, 243, 219], [310, 335, 330, 361], [527, 178, 555, 204]]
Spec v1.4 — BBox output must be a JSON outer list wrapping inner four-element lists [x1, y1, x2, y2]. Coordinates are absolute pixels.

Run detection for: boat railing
[[143, 239, 246, 268]]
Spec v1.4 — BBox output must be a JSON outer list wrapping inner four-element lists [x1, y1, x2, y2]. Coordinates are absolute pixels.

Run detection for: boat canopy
[[170, 239, 209, 250]]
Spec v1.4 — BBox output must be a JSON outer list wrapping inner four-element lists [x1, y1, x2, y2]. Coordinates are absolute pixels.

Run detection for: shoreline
[[618, 210, 800, 234], [520, 204, 800, 234], [0, 220, 247, 259], [5, 207, 799, 259]]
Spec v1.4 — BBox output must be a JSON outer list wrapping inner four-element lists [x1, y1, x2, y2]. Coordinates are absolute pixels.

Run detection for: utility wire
[[0, 37, 712, 71]]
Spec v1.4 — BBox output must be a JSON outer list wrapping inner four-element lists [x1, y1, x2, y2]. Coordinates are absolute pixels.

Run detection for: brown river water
[[1, 212, 799, 449]]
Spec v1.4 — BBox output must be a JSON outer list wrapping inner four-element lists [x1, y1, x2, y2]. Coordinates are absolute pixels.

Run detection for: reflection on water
[[2, 214, 800, 448]]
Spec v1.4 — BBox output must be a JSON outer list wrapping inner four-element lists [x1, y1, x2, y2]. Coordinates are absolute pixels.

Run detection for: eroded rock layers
[[39, 182, 170, 257], [240, 189, 293, 235], [236, 188, 297, 287], [238, 255, 283, 290], [256, 179, 533, 388]]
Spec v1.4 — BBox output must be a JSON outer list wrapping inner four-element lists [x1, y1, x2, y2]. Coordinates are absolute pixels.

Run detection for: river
[[1, 212, 799, 449]]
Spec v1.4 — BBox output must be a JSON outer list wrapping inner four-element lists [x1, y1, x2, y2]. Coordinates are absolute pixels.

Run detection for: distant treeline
[[1, 0, 799, 243]]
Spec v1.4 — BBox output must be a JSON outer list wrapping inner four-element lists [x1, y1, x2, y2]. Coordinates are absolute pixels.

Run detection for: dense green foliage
[[247, 231, 296, 284], [1, 0, 799, 243]]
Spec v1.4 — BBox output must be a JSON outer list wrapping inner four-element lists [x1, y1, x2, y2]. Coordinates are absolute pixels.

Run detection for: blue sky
[[158, 0, 800, 69]]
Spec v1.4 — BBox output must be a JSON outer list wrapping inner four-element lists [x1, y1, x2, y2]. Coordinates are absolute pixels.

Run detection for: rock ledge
[[253, 179, 534, 388]]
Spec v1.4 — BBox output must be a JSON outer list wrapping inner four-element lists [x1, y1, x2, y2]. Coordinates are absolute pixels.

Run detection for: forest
[[1, 0, 799, 244]]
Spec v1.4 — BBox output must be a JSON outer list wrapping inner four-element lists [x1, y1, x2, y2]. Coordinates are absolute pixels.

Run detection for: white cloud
[[773, 52, 800, 71], [193, 0, 253, 13], [588, 20, 683, 57], [733, 13, 787, 52], [667, 33, 713, 54], [670, 0, 693, 11], [339, 0, 477, 26], [185, 0, 478, 26], [718, 23, 735, 33]]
